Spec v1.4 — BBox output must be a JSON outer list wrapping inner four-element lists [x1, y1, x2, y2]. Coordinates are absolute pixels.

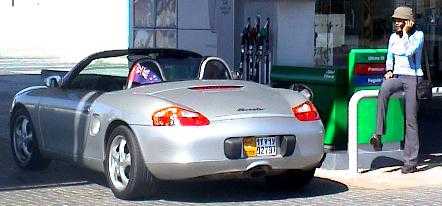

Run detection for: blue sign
[[353, 75, 383, 86]]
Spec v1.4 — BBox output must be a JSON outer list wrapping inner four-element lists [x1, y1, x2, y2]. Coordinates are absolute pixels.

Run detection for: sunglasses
[[392, 18, 406, 23]]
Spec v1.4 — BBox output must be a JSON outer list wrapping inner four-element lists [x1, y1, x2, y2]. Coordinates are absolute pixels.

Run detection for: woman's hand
[[384, 70, 394, 80], [403, 20, 414, 34]]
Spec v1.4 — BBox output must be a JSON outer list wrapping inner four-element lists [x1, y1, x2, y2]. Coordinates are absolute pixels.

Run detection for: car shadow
[[140, 176, 348, 203]]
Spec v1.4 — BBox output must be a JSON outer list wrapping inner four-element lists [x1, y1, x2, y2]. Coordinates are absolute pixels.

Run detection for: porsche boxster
[[9, 49, 324, 199]]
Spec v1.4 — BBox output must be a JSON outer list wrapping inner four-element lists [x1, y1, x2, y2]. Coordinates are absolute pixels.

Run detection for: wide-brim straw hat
[[392, 6, 415, 21]]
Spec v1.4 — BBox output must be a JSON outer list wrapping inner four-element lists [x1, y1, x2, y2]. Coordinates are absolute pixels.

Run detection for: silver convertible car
[[10, 49, 324, 199]]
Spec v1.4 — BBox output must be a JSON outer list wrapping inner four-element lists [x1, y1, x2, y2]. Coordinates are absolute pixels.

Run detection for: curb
[[316, 159, 442, 189]]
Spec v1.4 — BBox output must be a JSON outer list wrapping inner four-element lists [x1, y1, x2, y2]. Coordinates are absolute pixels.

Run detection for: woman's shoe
[[401, 165, 418, 174], [369, 134, 383, 151]]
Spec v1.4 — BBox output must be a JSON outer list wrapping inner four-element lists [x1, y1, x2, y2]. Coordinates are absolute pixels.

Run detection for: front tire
[[10, 108, 51, 170], [104, 125, 158, 200]]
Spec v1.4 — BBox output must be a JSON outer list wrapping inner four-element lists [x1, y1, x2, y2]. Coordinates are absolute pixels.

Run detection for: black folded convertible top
[[62, 49, 203, 87]]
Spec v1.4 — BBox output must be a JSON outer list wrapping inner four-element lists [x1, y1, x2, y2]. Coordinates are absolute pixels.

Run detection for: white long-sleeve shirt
[[386, 30, 424, 76]]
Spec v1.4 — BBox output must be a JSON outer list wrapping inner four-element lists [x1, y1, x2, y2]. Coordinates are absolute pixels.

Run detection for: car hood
[[131, 80, 306, 120]]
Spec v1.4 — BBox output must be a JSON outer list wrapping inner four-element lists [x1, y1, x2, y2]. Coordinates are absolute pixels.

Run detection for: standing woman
[[370, 6, 424, 174]]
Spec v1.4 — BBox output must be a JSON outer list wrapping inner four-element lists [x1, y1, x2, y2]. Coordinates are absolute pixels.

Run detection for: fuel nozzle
[[256, 15, 261, 35], [264, 17, 271, 50], [241, 19, 250, 46]]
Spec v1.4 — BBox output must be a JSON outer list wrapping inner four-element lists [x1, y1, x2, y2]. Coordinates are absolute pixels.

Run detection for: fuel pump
[[240, 19, 251, 80], [239, 16, 272, 84], [263, 17, 272, 85], [245, 17, 254, 81], [253, 15, 263, 82]]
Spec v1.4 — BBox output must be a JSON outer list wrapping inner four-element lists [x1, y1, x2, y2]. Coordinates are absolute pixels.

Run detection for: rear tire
[[104, 125, 159, 200], [265, 168, 316, 190], [10, 108, 51, 170]]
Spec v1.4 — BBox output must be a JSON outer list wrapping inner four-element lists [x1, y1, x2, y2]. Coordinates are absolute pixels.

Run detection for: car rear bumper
[[130, 117, 324, 180], [146, 154, 324, 180]]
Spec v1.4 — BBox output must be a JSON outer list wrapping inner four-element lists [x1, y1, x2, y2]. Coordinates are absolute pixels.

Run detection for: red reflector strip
[[189, 85, 243, 91], [355, 63, 386, 75]]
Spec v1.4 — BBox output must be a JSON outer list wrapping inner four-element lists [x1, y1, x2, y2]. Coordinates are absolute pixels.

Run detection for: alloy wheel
[[108, 135, 132, 191], [13, 115, 34, 163]]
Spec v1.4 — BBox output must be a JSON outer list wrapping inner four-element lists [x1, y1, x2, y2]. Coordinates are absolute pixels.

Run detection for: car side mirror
[[232, 71, 242, 80], [45, 76, 62, 88], [290, 83, 313, 100]]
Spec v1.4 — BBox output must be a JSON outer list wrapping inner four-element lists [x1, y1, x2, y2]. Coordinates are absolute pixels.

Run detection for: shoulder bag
[[416, 43, 432, 100]]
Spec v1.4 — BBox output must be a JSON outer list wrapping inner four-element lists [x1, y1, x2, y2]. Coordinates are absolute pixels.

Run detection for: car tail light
[[292, 101, 320, 121], [152, 106, 209, 126]]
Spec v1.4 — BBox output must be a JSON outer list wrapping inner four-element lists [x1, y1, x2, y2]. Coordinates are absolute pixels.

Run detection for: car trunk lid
[[132, 80, 299, 120]]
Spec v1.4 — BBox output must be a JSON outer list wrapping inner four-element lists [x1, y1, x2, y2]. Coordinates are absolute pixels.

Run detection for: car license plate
[[256, 137, 276, 156], [243, 136, 277, 157]]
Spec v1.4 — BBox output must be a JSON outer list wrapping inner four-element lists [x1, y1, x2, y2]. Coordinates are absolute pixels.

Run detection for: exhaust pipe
[[244, 165, 271, 178]]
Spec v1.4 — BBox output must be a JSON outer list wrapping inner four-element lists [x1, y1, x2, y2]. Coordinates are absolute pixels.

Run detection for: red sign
[[355, 63, 386, 75]]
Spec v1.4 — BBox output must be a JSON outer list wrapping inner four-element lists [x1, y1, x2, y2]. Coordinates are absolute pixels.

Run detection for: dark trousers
[[376, 75, 422, 166]]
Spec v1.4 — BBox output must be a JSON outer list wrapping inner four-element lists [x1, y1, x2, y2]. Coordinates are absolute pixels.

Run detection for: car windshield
[[81, 56, 129, 77], [67, 55, 130, 92]]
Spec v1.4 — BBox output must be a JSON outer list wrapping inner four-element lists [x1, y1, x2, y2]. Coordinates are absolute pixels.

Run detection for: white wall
[[178, 0, 213, 30], [215, 0, 235, 67], [178, 30, 217, 56], [276, 0, 315, 67], [0, 0, 128, 61], [177, 0, 217, 56]]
